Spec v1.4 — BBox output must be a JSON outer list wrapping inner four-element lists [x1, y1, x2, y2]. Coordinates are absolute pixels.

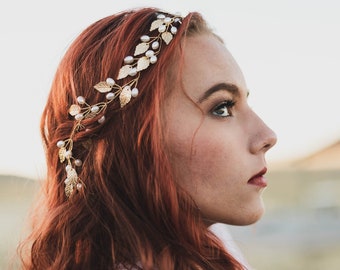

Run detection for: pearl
[[75, 113, 84, 121], [140, 35, 150, 42], [98, 115, 105, 124], [151, 41, 159, 50], [164, 17, 172, 24], [174, 17, 181, 22], [129, 68, 137, 76], [65, 150, 72, 159], [157, 14, 166, 19], [158, 24, 166, 33], [106, 78, 115, 86], [171, 26, 177, 34], [131, 88, 139, 97], [106, 92, 115, 100], [76, 183, 83, 190], [145, 50, 154, 58], [65, 165, 72, 172], [77, 96, 86, 104], [57, 140, 65, 148], [64, 178, 70, 184], [150, 55, 157, 64], [124, 56, 134, 64], [91, 105, 99, 113], [74, 159, 82, 166]]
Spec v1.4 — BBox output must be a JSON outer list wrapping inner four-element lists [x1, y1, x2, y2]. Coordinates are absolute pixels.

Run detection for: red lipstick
[[248, 168, 267, 188]]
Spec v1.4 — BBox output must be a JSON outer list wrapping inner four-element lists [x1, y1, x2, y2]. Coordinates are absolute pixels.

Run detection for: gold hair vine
[[56, 13, 182, 198]]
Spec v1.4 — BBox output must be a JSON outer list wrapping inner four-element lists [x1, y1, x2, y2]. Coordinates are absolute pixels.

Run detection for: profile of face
[[163, 34, 277, 226]]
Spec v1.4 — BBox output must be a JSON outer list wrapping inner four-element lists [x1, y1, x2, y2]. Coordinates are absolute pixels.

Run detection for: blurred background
[[1, 0, 339, 269]]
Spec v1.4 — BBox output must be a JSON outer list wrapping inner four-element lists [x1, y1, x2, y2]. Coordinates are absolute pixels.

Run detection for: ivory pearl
[[98, 115, 105, 124], [65, 150, 72, 159], [75, 159, 82, 166], [140, 35, 150, 42], [57, 140, 65, 148], [171, 26, 177, 34], [164, 17, 171, 24], [158, 24, 166, 33], [91, 105, 99, 113], [150, 55, 157, 64], [106, 92, 115, 100], [124, 56, 134, 64], [152, 41, 159, 50], [129, 68, 137, 76], [76, 183, 83, 190], [131, 88, 139, 97], [75, 113, 84, 121], [106, 78, 115, 86], [77, 96, 85, 104], [145, 50, 154, 58]]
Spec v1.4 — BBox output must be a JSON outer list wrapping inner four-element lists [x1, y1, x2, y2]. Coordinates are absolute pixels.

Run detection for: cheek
[[191, 137, 227, 180], [163, 103, 205, 180], [166, 122, 238, 189]]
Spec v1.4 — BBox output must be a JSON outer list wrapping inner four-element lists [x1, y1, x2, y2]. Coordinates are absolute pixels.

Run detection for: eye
[[212, 100, 236, 117]]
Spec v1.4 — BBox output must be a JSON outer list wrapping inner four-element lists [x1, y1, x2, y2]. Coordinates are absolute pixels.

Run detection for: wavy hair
[[18, 7, 244, 270]]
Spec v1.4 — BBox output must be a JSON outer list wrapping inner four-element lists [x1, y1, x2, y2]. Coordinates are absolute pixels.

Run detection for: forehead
[[180, 34, 247, 99]]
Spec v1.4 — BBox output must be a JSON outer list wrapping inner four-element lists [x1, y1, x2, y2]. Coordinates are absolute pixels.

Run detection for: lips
[[247, 167, 267, 188]]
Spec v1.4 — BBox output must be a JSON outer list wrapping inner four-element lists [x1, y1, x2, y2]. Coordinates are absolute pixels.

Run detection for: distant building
[[293, 140, 340, 171]]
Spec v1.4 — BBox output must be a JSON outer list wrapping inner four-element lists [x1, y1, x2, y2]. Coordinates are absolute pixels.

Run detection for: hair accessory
[[56, 13, 182, 198]]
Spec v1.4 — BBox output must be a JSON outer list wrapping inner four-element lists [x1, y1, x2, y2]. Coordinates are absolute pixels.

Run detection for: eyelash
[[211, 100, 236, 117]]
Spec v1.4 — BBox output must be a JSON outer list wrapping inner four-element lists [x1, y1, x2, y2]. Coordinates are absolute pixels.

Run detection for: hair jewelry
[[56, 13, 182, 197]]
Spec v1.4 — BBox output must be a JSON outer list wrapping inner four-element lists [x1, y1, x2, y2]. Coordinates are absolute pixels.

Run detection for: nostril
[[264, 143, 272, 150], [264, 134, 277, 151]]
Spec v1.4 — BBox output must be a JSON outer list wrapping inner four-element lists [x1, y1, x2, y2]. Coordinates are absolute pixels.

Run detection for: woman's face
[[163, 34, 277, 226]]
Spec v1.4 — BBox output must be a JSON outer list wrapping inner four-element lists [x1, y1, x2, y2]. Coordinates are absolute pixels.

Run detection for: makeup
[[248, 168, 267, 188]]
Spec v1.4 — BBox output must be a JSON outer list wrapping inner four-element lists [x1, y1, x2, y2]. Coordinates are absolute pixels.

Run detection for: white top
[[118, 223, 251, 269], [209, 223, 252, 269]]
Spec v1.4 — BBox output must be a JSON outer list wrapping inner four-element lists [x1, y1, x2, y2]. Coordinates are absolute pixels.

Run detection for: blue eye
[[212, 100, 236, 117]]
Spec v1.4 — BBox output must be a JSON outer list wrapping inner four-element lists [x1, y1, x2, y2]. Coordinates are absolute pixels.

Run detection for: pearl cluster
[[57, 13, 182, 198]]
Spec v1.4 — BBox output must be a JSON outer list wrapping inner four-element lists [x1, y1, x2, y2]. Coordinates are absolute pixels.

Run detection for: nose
[[248, 111, 277, 154]]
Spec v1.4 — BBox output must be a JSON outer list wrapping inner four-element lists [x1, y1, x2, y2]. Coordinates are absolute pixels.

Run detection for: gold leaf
[[136, 56, 150, 71], [134, 43, 149, 56], [94, 81, 112, 93], [58, 147, 66, 163], [119, 86, 132, 107], [65, 183, 74, 198], [161, 32, 173, 45], [117, 65, 132, 80], [64, 168, 79, 197], [67, 168, 78, 181], [86, 112, 96, 119], [69, 104, 81, 116], [150, 19, 164, 31]]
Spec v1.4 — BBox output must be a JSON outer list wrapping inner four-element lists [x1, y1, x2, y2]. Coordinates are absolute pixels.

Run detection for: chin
[[240, 211, 264, 225], [240, 203, 266, 225], [207, 209, 265, 226]]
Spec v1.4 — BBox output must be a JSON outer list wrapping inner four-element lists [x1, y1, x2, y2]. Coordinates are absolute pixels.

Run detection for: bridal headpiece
[[56, 13, 182, 197]]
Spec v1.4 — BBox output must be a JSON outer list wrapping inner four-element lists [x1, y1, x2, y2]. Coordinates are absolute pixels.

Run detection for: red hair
[[19, 7, 244, 269]]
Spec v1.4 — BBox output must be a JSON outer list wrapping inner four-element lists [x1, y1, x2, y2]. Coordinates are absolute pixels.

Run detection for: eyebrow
[[197, 82, 241, 103]]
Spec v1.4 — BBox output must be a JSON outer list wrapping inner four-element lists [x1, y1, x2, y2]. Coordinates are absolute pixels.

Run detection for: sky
[[1, 0, 340, 179]]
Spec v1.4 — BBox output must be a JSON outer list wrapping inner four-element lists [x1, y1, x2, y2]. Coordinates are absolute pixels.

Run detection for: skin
[[163, 34, 277, 226]]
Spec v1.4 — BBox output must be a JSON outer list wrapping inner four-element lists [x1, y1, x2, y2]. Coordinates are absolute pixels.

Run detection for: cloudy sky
[[1, 0, 339, 179]]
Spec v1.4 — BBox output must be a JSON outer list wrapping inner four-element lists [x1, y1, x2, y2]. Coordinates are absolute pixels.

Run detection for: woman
[[19, 7, 276, 269]]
